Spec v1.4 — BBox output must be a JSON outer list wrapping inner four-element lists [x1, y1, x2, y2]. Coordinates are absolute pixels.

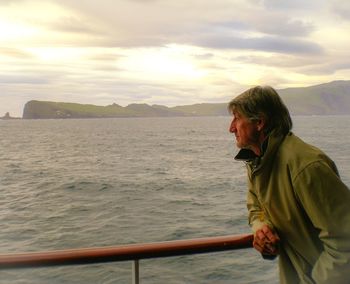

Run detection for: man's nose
[[229, 120, 236, 133]]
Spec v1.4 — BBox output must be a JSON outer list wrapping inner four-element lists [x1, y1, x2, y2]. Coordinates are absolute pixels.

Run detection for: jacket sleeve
[[293, 160, 350, 284], [247, 177, 274, 233]]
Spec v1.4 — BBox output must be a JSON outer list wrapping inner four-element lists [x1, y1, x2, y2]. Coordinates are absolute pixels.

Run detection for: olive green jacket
[[236, 131, 350, 283]]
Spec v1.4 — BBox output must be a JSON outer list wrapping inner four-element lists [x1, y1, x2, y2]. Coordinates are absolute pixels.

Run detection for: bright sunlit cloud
[[0, 20, 38, 41], [0, 1, 70, 44], [118, 46, 206, 81]]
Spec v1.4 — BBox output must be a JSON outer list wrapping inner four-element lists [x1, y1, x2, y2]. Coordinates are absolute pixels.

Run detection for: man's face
[[229, 111, 261, 151]]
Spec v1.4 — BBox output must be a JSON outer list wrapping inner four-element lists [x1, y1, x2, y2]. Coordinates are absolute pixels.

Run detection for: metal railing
[[0, 233, 253, 283]]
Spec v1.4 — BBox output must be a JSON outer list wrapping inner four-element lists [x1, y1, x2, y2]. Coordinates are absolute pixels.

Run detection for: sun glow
[[0, 20, 38, 41], [118, 46, 206, 81]]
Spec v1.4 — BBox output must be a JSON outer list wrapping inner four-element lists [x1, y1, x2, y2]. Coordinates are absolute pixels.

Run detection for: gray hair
[[228, 86, 292, 136]]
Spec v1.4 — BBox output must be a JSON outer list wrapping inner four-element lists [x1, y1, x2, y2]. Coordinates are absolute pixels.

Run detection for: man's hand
[[253, 224, 280, 257]]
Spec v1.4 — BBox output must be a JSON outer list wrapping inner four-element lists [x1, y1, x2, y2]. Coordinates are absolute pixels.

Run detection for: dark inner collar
[[234, 137, 269, 162]]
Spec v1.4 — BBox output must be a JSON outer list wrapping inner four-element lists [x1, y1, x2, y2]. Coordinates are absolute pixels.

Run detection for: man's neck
[[251, 133, 268, 156]]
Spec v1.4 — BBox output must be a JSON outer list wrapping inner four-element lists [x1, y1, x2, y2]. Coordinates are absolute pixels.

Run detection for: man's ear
[[256, 115, 266, 132]]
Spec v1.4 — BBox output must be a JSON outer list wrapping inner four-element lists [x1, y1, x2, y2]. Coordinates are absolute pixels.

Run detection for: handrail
[[0, 234, 253, 269]]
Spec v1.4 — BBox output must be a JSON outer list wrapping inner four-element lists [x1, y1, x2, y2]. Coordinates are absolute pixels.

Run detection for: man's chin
[[236, 142, 243, 149], [237, 143, 251, 150]]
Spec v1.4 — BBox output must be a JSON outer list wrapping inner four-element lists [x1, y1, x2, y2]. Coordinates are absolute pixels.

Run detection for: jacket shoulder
[[279, 133, 338, 178]]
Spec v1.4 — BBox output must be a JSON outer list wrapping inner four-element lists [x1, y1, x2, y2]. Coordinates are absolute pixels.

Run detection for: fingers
[[264, 242, 279, 255], [261, 225, 280, 243], [256, 225, 279, 244], [253, 225, 280, 256], [254, 238, 278, 255], [253, 239, 264, 253]]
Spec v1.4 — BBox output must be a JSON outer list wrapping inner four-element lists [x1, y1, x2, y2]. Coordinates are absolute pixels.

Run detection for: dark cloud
[[193, 34, 324, 55], [208, 20, 250, 32], [254, 19, 314, 37], [234, 53, 350, 76], [298, 59, 350, 75], [251, 0, 321, 11], [207, 17, 314, 38], [233, 54, 319, 68]]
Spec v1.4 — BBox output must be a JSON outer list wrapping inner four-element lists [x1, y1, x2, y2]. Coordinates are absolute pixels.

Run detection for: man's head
[[228, 85, 292, 136], [228, 86, 292, 154]]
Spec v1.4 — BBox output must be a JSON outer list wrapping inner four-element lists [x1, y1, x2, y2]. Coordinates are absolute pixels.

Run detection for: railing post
[[132, 259, 140, 284]]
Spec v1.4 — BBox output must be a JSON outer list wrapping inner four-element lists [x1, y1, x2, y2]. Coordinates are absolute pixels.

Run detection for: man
[[228, 86, 350, 283]]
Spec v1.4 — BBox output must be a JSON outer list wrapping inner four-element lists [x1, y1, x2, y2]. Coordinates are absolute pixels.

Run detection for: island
[[22, 101, 228, 119], [22, 80, 350, 119], [0, 112, 21, 120]]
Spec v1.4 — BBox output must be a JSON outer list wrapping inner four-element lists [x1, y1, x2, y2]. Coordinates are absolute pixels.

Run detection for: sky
[[1, 0, 350, 117]]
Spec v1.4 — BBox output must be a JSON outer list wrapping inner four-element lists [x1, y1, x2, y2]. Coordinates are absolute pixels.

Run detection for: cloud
[[0, 47, 34, 59], [297, 58, 350, 75], [213, 18, 313, 37], [192, 53, 215, 60], [87, 52, 125, 62], [45, 16, 102, 35], [330, 0, 350, 19], [252, 18, 314, 37], [253, 0, 323, 11], [193, 34, 323, 55], [233, 54, 320, 68], [0, 0, 26, 5], [233, 52, 350, 77], [0, 74, 50, 84], [2, 1, 316, 51], [43, 0, 318, 54]]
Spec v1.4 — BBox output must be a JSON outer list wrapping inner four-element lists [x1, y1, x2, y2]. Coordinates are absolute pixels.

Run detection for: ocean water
[[0, 115, 349, 284]]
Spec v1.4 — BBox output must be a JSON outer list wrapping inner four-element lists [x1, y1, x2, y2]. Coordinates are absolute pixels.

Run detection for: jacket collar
[[234, 136, 269, 162], [234, 130, 288, 172]]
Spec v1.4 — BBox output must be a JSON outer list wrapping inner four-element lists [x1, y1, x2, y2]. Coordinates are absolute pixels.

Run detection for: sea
[[1, 115, 349, 284]]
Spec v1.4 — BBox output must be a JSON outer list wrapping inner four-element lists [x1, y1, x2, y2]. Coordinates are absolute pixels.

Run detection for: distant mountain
[[279, 80, 350, 115], [23, 101, 131, 119], [22, 100, 228, 119], [125, 103, 184, 117], [172, 103, 227, 116], [22, 80, 350, 119]]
